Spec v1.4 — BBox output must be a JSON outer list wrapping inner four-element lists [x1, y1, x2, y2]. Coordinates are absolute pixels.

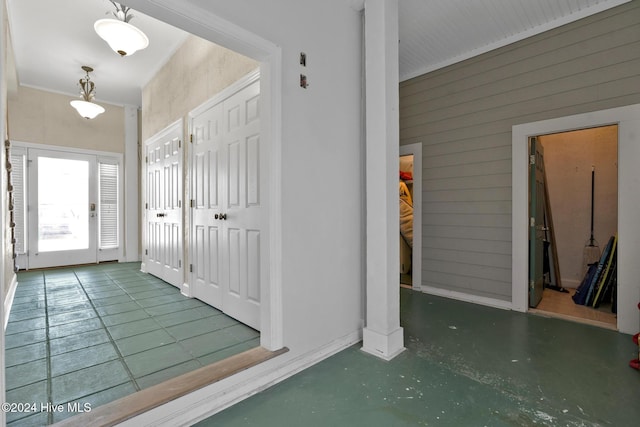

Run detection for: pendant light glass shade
[[69, 66, 105, 120], [94, 18, 149, 57], [70, 100, 106, 120]]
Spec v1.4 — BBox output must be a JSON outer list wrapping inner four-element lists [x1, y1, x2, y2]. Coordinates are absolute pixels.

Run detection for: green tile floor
[[5, 262, 259, 426], [199, 288, 640, 427]]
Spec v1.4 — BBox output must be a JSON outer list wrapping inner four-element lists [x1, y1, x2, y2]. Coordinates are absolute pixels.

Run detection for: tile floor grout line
[[43, 271, 54, 426], [72, 270, 143, 393]]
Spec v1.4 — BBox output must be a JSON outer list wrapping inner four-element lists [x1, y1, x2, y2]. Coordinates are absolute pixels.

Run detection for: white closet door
[[221, 79, 262, 330], [191, 102, 224, 306], [146, 138, 164, 279], [190, 76, 263, 330], [145, 123, 184, 288]]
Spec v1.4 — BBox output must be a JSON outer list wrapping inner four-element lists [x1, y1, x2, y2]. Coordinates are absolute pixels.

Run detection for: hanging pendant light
[[70, 66, 106, 120], [94, 1, 149, 57]]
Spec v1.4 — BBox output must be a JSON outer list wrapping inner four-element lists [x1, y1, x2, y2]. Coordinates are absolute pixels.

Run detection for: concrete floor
[[5, 262, 259, 426], [199, 288, 640, 426]]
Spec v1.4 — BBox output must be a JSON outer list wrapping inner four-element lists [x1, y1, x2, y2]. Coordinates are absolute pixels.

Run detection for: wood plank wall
[[399, 1, 640, 302]]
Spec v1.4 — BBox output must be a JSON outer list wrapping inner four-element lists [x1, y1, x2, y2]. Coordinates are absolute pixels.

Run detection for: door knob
[[214, 214, 219, 219], [220, 213, 227, 220]]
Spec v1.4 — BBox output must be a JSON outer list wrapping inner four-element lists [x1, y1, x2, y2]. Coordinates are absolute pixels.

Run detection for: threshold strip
[[53, 346, 289, 427]]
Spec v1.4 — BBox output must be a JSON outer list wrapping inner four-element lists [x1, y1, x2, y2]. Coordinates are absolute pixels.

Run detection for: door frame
[[512, 103, 640, 335], [11, 141, 125, 270], [399, 142, 422, 291]]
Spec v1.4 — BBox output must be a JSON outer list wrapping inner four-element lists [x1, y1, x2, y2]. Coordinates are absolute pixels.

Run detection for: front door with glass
[[27, 150, 97, 268], [19, 148, 120, 269]]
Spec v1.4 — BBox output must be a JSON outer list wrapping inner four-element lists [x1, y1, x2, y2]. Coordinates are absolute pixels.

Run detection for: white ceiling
[[6, 0, 631, 107], [6, 0, 189, 107], [398, 0, 631, 81]]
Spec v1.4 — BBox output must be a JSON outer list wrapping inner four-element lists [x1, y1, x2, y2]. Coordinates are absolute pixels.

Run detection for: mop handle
[[590, 165, 595, 245]]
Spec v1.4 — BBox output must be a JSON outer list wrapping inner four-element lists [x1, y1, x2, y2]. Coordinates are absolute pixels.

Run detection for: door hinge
[[179, 140, 182, 148], [145, 249, 148, 255], [179, 260, 182, 268], [145, 202, 148, 209], [529, 154, 535, 165], [190, 199, 194, 208], [145, 156, 148, 164], [178, 200, 182, 208], [529, 280, 535, 290], [189, 264, 193, 273], [190, 134, 193, 143], [530, 217, 535, 227]]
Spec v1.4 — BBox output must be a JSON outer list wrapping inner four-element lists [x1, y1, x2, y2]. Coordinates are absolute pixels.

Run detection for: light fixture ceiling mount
[[69, 65, 105, 120], [94, 1, 149, 57]]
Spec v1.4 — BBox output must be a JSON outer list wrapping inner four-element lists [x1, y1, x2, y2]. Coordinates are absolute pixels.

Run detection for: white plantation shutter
[[10, 151, 26, 254], [99, 162, 119, 249]]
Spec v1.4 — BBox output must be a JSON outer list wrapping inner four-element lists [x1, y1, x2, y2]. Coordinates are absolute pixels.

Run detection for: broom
[[581, 166, 600, 274]]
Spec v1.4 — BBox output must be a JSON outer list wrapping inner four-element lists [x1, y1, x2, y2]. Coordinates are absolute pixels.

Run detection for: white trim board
[[10, 140, 125, 160], [512, 104, 640, 335], [400, 142, 422, 291], [421, 285, 512, 311], [3, 274, 17, 331]]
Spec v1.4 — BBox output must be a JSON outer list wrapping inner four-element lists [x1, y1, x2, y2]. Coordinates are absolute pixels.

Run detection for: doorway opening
[[399, 154, 413, 287], [528, 126, 618, 328], [513, 104, 640, 336], [399, 143, 422, 291]]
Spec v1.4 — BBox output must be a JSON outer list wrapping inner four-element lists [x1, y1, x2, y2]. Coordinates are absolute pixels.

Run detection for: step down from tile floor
[[53, 346, 288, 427]]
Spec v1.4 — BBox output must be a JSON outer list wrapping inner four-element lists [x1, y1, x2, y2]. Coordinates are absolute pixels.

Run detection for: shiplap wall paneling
[[399, 1, 640, 303]]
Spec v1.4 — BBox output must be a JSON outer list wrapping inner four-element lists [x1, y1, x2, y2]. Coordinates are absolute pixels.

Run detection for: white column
[[124, 105, 140, 262], [362, 0, 405, 360]]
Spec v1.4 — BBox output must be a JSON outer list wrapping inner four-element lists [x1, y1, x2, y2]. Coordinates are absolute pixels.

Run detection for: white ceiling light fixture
[[94, 1, 149, 57], [70, 66, 106, 120]]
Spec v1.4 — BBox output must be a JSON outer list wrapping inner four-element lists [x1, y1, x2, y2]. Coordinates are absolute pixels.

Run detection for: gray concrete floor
[[199, 288, 640, 426]]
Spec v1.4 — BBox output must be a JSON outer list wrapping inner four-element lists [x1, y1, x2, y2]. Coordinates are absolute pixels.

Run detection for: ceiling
[[398, 0, 630, 81], [6, 0, 631, 107], [6, 0, 189, 107]]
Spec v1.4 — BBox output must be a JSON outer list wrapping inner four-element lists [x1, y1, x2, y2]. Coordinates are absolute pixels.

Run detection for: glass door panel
[[28, 149, 98, 268], [37, 157, 90, 252]]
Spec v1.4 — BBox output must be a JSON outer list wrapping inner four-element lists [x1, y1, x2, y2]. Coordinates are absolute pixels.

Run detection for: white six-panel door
[[192, 102, 224, 307], [145, 123, 184, 288], [190, 76, 263, 330]]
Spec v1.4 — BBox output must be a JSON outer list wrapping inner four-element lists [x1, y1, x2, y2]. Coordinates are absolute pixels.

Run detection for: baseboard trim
[[118, 329, 362, 426], [420, 285, 512, 311], [4, 273, 18, 330]]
